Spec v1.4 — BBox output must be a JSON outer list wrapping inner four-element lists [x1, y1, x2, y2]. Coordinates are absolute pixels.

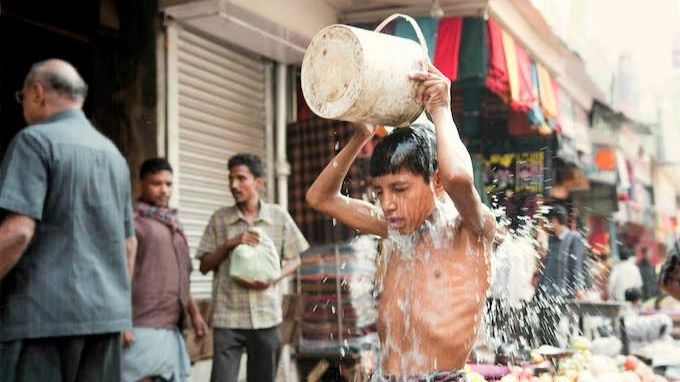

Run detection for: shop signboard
[[582, 146, 617, 185], [572, 182, 619, 215], [483, 150, 546, 195]]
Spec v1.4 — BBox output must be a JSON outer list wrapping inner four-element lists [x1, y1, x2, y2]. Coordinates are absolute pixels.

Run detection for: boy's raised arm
[[306, 123, 388, 237], [410, 64, 494, 236]]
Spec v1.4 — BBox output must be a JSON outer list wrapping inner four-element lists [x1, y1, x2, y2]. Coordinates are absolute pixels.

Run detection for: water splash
[[319, 131, 595, 379]]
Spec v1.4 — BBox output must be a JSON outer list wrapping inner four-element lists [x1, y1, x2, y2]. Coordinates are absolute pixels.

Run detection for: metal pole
[[275, 63, 291, 208]]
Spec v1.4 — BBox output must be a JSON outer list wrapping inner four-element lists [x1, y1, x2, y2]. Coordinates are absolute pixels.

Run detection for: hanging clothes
[[485, 18, 509, 100], [501, 29, 520, 106], [433, 17, 463, 81], [536, 63, 558, 120], [462, 86, 483, 137], [508, 109, 535, 136], [394, 16, 438, 62], [502, 31, 535, 112], [456, 17, 487, 88], [552, 77, 562, 133], [528, 62, 551, 134]]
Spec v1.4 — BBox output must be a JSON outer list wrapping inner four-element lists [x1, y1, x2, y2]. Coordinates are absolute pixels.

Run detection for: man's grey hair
[[24, 60, 88, 101]]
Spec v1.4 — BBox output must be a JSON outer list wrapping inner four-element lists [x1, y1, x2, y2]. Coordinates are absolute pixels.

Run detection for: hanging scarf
[[134, 201, 188, 246]]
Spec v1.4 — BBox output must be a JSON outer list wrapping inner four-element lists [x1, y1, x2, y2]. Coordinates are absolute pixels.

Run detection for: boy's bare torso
[[378, 220, 491, 376]]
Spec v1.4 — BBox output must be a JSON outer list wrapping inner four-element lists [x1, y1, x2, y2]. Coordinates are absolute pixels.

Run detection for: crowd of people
[[1, 58, 679, 382], [487, 202, 680, 353], [0, 59, 309, 382]]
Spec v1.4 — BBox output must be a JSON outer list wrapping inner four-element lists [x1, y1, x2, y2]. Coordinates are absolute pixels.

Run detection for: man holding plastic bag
[[197, 153, 309, 382]]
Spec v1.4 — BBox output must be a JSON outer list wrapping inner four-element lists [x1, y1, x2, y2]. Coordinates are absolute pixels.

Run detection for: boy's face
[[373, 169, 436, 235]]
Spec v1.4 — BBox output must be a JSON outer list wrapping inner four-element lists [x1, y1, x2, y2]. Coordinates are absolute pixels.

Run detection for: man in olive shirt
[[0, 59, 137, 382], [197, 153, 309, 382], [122, 158, 208, 382]]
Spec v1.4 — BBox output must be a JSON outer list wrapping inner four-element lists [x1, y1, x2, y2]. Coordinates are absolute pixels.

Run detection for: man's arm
[[279, 256, 301, 281], [411, 64, 492, 235], [122, 232, 137, 348], [187, 296, 208, 339], [659, 250, 680, 300], [306, 124, 387, 238], [0, 213, 35, 278], [662, 281, 680, 300], [125, 236, 137, 280], [199, 243, 230, 275]]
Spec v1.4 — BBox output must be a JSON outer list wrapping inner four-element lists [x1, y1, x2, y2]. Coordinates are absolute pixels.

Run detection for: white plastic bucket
[[301, 14, 429, 127]]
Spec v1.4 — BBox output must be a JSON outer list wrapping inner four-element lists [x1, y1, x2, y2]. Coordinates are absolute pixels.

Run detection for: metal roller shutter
[[168, 25, 270, 298]]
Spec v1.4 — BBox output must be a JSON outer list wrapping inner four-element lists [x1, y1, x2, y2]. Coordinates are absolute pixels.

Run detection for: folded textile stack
[[298, 236, 380, 355]]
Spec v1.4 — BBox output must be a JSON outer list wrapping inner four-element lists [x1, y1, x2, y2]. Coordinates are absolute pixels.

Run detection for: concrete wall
[[227, 0, 338, 40]]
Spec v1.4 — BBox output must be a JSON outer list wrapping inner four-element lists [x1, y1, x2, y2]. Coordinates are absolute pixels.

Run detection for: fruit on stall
[[571, 337, 591, 351], [499, 366, 538, 382], [531, 350, 545, 364], [623, 356, 638, 372]]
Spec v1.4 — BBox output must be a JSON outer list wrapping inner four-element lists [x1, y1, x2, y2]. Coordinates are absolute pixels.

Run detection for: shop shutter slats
[[175, 28, 268, 298]]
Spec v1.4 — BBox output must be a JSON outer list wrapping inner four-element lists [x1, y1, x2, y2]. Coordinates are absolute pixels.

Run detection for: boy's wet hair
[[369, 119, 437, 182]]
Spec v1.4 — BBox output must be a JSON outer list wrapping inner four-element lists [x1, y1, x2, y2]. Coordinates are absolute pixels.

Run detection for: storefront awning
[[162, 0, 309, 64]]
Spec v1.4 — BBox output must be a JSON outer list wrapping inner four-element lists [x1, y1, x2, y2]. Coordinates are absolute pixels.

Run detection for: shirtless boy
[[306, 64, 496, 381]]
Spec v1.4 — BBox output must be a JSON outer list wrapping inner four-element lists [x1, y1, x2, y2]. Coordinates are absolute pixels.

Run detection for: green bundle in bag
[[229, 227, 281, 281]]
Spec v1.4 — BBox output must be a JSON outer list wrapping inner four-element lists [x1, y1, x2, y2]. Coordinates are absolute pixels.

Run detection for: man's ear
[[255, 177, 266, 190], [433, 170, 446, 197], [32, 82, 45, 105]]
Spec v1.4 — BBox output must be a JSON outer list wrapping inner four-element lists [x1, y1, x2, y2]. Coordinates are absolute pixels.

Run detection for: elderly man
[[0, 59, 136, 382]]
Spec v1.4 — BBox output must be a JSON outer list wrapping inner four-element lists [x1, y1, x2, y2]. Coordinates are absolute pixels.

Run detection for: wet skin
[[373, 171, 492, 375], [378, 220, 491, 375], [306, 63, 495, 377]]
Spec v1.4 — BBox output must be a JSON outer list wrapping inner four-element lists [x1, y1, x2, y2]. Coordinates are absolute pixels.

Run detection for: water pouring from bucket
[[301, 14, 430, 128], [304, 15, 499, 377]]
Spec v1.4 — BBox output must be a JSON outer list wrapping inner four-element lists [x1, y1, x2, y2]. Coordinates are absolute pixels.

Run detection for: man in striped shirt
[[197, 153, 309, 382]]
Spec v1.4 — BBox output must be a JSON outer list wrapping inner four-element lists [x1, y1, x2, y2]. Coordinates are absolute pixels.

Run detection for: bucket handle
[[374, 13, 430, 72]]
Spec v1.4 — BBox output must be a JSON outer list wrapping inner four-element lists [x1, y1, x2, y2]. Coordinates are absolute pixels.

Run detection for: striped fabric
[[287, 116, 372, 245], [195, 202, 309, 329]]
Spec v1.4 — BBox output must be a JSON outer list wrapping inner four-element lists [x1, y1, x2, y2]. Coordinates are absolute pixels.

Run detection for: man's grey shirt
[[537, 228, 590, 299], [0, 109, 134, 342]]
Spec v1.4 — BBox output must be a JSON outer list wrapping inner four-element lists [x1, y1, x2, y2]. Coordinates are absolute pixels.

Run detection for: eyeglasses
[[14, 91, 24, 104]]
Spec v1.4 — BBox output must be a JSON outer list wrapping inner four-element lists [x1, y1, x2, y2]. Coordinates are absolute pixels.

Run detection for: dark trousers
[[533, 291, 567, 347], [211, 326, 282, 382], [0, 333, 121, 382]]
